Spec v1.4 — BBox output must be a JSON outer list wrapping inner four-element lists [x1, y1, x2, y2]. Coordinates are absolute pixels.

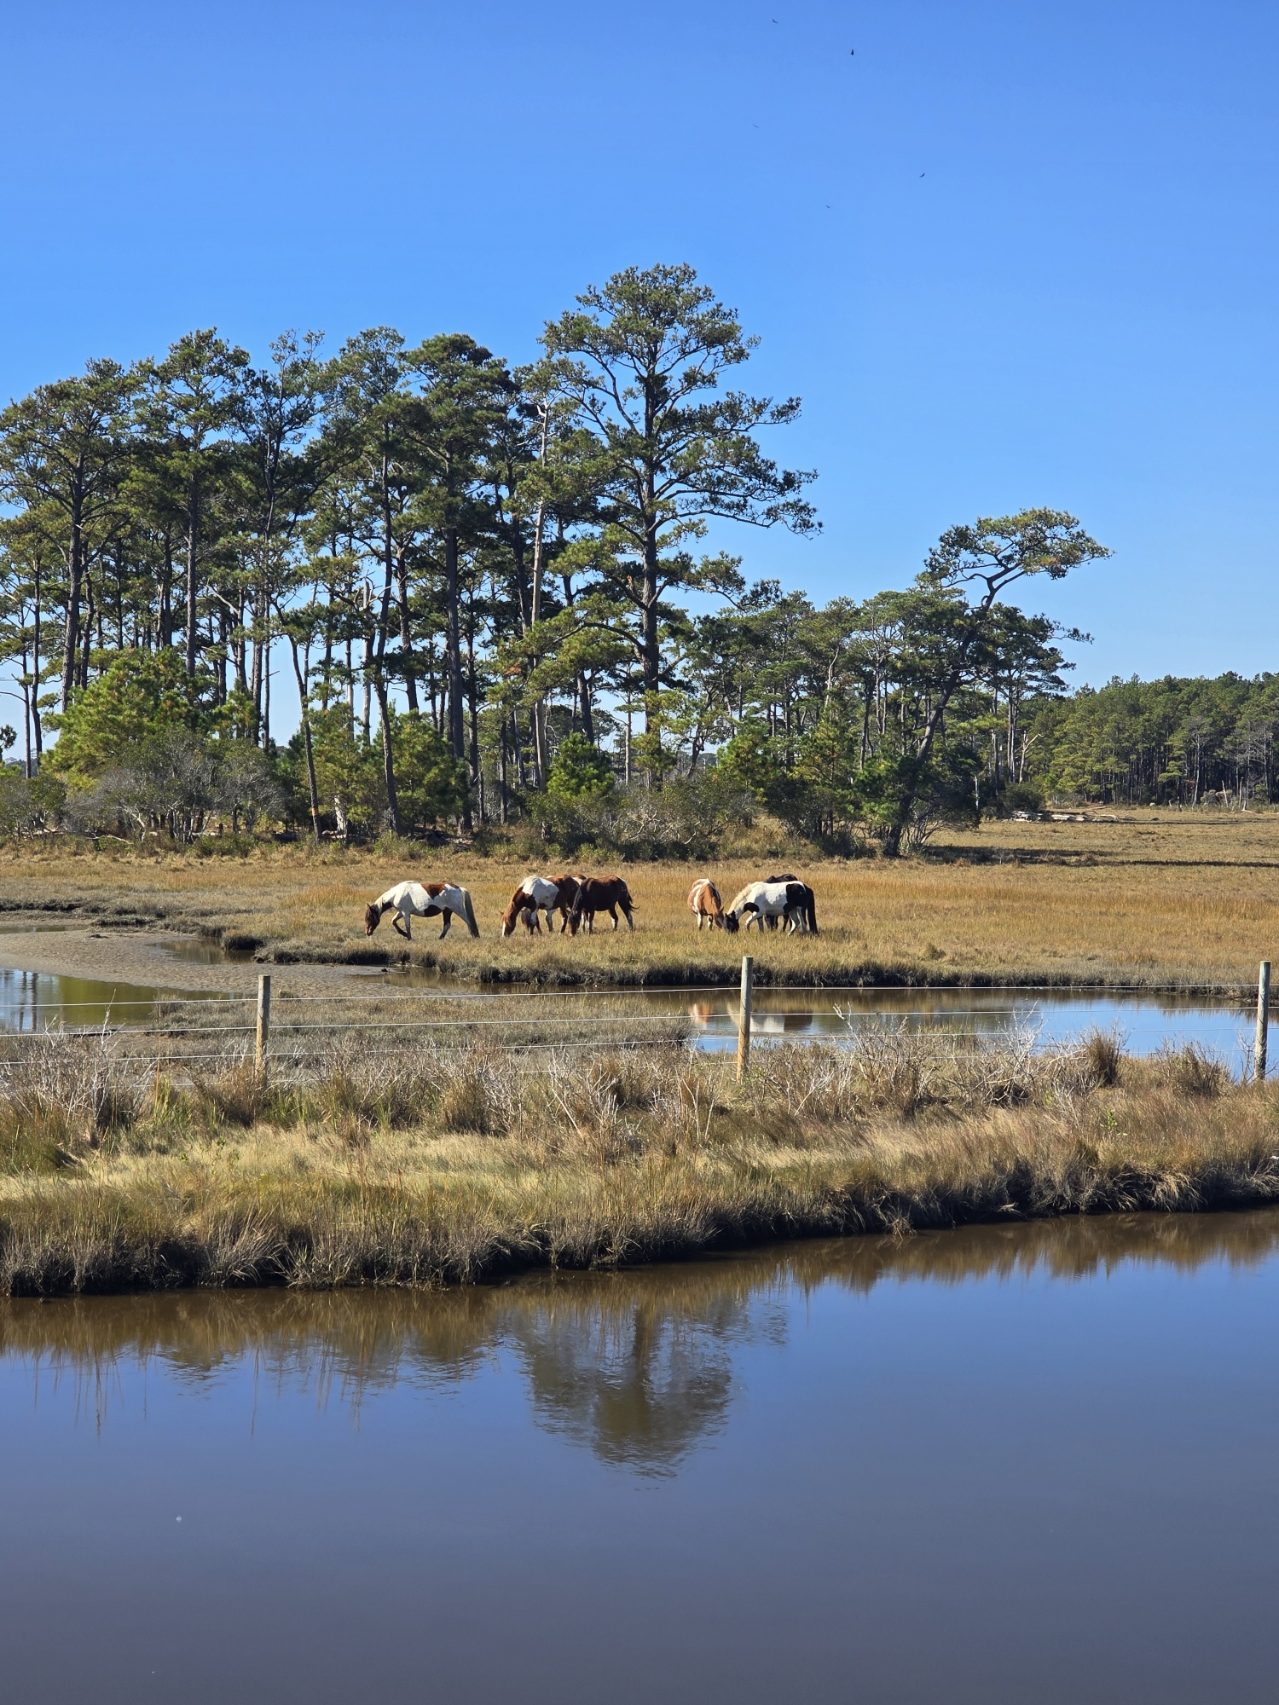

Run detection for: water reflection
[[680, 982, 1272, 1063], [5, 1211, 1277, 1472], [0, 963, 221, 1032]]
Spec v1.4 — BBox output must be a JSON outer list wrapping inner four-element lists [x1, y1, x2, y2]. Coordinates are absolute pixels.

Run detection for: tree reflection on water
[[3, 1209, 1277, 1472]]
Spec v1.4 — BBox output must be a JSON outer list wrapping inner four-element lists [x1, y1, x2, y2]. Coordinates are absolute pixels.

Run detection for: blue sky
[[2, 0, 1276, 695]]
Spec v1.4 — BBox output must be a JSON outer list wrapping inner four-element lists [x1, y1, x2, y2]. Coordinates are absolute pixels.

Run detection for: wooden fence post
[[1254, 960, 1270, 1084], [737, 955, 753, 1083], [255, 973, 272, 1081]]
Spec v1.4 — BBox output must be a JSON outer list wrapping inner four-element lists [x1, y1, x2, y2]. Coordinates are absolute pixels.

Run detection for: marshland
[[1, 809, 1277, 1297], [2, 806, 1277, 989], [3, 1014, 1278, 1296]]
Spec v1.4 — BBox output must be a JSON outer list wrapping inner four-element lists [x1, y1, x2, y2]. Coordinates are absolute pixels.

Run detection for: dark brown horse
[[568, 875, 635, 936]]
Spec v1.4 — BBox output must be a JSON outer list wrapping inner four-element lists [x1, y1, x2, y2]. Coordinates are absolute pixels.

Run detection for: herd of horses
[[364, 872, 818, 942]]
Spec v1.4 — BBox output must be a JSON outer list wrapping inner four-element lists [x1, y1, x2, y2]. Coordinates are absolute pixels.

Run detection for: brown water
[[3, 1212, 1278, 1704]]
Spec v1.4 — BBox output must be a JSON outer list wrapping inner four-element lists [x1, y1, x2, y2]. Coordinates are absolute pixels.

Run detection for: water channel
[[2, 1210, 1277, 1704], [3, 948, 1272, 1070]]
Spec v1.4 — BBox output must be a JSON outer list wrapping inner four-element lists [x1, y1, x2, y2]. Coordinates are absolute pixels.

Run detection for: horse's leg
[[393, 912, 412, 940], [439, 909, 452, 939]]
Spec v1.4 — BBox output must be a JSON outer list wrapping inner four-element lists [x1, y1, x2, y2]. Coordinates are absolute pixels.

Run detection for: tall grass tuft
[[1, 1028, 1277, 1296]]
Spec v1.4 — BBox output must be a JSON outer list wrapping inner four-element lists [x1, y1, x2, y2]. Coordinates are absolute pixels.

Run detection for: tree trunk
[[373, 678, 400, 833], [60, 473, 85, 710], [185, 476, 199, 678], [287, 634, 322, 845], [444, 516, 471, 831], [396, 549, 419, 714]]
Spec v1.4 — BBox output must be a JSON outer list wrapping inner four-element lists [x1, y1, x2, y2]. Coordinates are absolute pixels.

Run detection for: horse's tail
[[460, 886, 480, 938], [805, 887, 818, 934]]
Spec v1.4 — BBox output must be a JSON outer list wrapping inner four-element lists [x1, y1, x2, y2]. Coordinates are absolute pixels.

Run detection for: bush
[[0, 769, 67, 839], [532, 769, 756, 860], [546, 733, 615, 802], [997, 781, 1046, 818]]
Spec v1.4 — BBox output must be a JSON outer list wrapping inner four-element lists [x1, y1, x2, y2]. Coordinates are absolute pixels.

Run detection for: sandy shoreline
[[0, 916, 400, 1000]]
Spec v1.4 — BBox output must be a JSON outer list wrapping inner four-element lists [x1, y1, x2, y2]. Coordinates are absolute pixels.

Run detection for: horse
[[762, 876, 817, 933], [758, 874, 799, 930], [500, 873, 583, 937], [568, 875, 635, 936], [723, 880, 818, 934], [688, 878, 726, 930], [364, 880, 480, 941]]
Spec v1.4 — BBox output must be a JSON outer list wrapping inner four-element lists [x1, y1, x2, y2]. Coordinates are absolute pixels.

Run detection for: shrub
[[546, 733, 615, 802]]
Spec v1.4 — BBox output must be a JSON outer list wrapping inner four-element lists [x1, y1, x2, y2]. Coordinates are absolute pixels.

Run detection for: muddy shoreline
[[0, 916, 406, 1001]]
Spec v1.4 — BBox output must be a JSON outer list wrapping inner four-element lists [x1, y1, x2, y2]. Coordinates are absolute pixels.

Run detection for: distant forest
[[1, 260, 1261, 857]]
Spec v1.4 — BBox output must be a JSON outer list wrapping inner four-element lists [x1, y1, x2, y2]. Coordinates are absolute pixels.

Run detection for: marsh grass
[[2, 807, 1277, 989], [1, 1025, 1277, 1296]]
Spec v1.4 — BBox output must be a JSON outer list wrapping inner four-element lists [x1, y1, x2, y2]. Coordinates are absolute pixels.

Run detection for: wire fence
[[1, 959, 1273, 1085]]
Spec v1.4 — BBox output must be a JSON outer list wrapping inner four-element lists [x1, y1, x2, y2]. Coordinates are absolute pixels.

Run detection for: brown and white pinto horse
[[568, 875, 636, 936], [500, 873, 583, 937], [364, 880, 480, 940], [688, 878, 725, 930]]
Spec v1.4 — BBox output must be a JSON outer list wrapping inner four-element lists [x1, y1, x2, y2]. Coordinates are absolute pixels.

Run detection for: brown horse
[[688, 878, 725, 930], [568, 875, 635, 936]]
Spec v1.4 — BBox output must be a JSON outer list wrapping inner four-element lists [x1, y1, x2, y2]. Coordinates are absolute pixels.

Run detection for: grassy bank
[[2, 1027, 1277, 1295], [2, 808, 1276, 990]]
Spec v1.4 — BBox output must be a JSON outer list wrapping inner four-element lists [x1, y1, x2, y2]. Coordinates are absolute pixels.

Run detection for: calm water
[[0, 963, 225, 1032], [3, 1213, 1278, 1704], [649, 982, 1272, 1062], [0, 933, 1271, 1068]]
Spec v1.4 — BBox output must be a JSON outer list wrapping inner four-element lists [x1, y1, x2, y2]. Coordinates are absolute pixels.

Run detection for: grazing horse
[[568, 875, 636, 936], [500, 873, 583, 937], [688, 878, 726, 930], [364, 880, 480, 941], [724, 880, 818, 935]]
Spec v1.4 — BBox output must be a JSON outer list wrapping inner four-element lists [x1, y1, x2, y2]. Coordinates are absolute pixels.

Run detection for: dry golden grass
[[2, 807, 1277, 989], [2, 1027, 1278, 1295]]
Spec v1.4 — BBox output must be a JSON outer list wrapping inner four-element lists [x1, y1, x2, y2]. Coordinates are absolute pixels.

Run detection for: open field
[[2, 808, 1277, 991], [1, 1025, 1277, 1295]]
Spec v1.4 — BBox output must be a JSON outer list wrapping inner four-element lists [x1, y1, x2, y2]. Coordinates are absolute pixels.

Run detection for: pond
[[2, 1210, 1277, 1704], [0, 962, 224, 1033]]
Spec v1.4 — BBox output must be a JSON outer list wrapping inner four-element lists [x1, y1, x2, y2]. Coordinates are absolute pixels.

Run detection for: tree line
[[1, 261, 1115, 855], [1021, 673, 1279, 808]]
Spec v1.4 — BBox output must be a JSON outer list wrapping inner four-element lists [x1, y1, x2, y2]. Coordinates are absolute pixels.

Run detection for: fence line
[[3, 961, 1274, 1085], [272, 978, 1265, 1003]]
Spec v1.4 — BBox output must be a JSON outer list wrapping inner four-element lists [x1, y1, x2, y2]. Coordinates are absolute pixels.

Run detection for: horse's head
[[364, 902, 384, 936], [499, 901, 520, 938], [566, 890, 587, 937], [723, 910, 740, 933]]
